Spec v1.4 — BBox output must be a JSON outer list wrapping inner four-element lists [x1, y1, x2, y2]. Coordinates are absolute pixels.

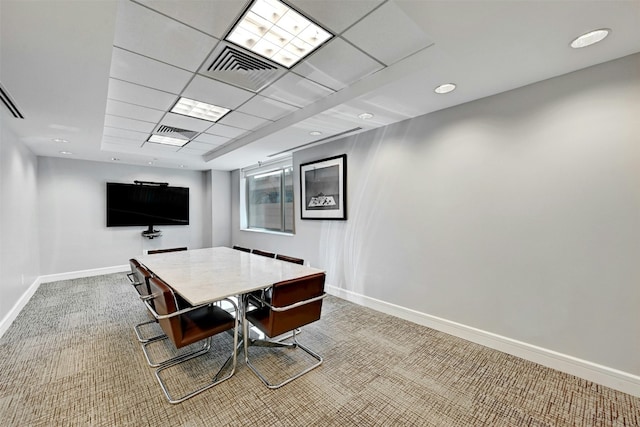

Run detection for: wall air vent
[[200, 42, 286, 93], [0, 82, 25, 119], [155, 125, 198, 140]]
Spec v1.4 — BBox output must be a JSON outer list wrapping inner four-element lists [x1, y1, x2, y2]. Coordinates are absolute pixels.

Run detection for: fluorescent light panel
[[226, 0, 332, 68], [148, 135, 189, 147], [171, 97, 230, 122]]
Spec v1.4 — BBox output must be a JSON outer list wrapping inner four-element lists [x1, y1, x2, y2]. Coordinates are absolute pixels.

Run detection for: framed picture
[[300, 154, 347, 220]]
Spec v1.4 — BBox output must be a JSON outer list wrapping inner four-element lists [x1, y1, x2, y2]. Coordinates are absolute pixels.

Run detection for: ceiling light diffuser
[[147, 135, 189, 147], [59, 151, 72, 155], [570, 29, 610, 48], [52, 138, 69, 143], [171, 97, 230, 122], [434, 83, 456, 94], [309, 131, 322, 136], [226, 0, 333, 68], [358, 112, 374, 120]]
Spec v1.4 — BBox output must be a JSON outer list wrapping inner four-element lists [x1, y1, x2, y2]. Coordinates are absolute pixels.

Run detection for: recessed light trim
[[570, 28, 610, 49], [147, 135, 189, 147], [358, 112, 374, 120], [52, 138, 69, 143], [226, 0, 333, 68], [171, 97, 230, 122], [434, 83, 456, 94], [59, 151, 73, 155], [309, 131, 322, 136]]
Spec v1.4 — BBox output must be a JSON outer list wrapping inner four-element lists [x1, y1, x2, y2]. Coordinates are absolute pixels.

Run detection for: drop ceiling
[[1, 0, 640, 171]]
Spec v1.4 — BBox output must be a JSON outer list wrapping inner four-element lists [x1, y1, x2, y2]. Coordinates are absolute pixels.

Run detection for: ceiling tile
[[102, 135, 144, 147], [182, 141, 218, 151], [110, 47, 192, 93], [136, 0, 247, 39], [141, 142, 181, 152], [290, 0, 385, 34], [179, 146, 212, 155], [103, 127, 149, 142], [218, 111, 272, 130], [182, 75, 255, 110], [206, 123, 248, 138], [159, 112, 214, 133], [107, 78, 177, 111], [342, 1, 433, 65], [104, 114, 156, 133], [237, 95, 299, 120], [106, 99, 165, 123], [260, 73, 335, 108], [114, 1, 218, 72], [193, 133, 230, 145], [293, 38, 383, 90]]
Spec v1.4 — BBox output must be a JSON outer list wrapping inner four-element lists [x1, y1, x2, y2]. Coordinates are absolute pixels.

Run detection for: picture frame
[[300, 154, 347, 220]]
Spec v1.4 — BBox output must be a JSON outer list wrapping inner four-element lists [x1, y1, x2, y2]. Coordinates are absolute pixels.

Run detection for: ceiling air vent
[[155, 125, 198, 140], [200, 42, 286, 92], [0, 82, 25, 119], [209, 46, 277, 72]]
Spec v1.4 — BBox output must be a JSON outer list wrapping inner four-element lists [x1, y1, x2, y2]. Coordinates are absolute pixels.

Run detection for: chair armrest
[[142, 297, 238, 320], [247, 292, 326, 312]]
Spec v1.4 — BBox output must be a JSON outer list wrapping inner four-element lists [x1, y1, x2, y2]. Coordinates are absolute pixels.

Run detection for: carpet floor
[[0, 273, 638, 426]]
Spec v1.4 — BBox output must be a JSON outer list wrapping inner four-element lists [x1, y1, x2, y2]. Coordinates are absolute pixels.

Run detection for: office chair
[[244, 272, 326, 389], [142, 276, 238, 403]]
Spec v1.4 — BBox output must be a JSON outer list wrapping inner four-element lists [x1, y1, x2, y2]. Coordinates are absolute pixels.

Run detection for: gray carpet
[[0, 273, 638, 426]]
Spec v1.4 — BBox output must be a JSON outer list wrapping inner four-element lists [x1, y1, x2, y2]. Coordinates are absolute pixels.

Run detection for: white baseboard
[[326, 285, 640, 398], [0, 277, 43, 339], [0, 265, 129, 340], [39, 264, 129, 283]]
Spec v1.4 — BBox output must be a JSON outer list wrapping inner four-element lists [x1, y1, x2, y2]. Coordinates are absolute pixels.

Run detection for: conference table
[[137, 246, 325, 306]]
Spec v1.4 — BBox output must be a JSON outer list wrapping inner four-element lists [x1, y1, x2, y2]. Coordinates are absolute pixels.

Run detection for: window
[[241, 158, 294, 234]]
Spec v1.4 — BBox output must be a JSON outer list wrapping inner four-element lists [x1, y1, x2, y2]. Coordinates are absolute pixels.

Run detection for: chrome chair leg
[[244, 329, 323, 389], [141, 336, 211, 368], [134, 319, 166, 343], [155, 317, 239, 404]]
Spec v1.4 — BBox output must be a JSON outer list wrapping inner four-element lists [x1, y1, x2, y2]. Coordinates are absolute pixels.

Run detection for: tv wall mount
[[135, 181, 167, 238], [142, 226, 162, 239]]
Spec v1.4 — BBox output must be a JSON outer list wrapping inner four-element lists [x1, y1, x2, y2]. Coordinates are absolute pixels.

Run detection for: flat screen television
[[106, 182, 189, 230]]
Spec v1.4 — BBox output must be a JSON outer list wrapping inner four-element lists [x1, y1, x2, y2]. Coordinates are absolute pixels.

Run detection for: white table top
[[137, 247, 325, 306]]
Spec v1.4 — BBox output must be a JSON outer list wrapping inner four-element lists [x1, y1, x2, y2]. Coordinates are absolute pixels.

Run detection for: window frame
[[240, 158, 294, 235]]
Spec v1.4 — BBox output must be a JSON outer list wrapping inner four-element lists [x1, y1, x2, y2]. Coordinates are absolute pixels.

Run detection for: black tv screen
[[106, 182, 189, 227]]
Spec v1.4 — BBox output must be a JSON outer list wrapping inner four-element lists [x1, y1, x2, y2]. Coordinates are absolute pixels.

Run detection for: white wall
[[37, 157, 212, 274], [210, 169, 231, 247], [232, 53, 640, 377], [0, 112, 40, 323]]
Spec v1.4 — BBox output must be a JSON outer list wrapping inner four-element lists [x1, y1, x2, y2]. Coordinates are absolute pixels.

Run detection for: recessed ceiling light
[[111, 157, 120, 161], [179, 164, 185, 168], [147, 135, 189, 147], [358, 112, 374, 120], [226, 0, 333, 68], [570, 29, 610, 49], [171, 97, 230, 122], [309, 131, 322, 136], [59, 151, 72, 155], [147, 161, 153, 165], [434, 83, 456, 94], [52, 138, 69, 143]]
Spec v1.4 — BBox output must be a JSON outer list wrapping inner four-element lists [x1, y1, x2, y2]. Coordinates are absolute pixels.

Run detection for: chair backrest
[[147, 276, 181, 345], [252, 249, 276, 258], [232, 245, 251, 253], [133, 265, 153, 297], [129, 259, 141, 277], [266, 272, 325, 337], [275, 254, 304, 265]]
